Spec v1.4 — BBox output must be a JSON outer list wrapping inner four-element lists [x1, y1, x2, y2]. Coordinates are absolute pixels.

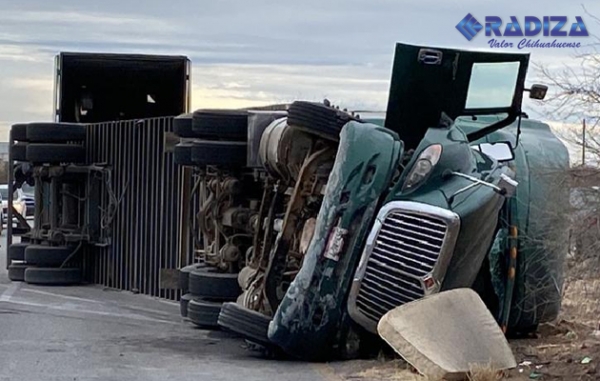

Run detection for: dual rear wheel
[[11, 122, 87, 164], [7, 243, 82, 285]]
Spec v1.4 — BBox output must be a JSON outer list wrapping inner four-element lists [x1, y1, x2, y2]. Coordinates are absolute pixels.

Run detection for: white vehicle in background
[[1, 184, 27, 227], [21, 183, 35, 218], [0, 192, 3, 234]]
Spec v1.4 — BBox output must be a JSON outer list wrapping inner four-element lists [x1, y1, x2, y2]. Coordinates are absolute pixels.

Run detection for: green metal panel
[[459, 117, 570, 328], [268, 121, 402, 360]]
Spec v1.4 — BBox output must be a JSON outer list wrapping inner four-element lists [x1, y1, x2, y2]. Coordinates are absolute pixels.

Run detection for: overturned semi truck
[[175, 43, 570, 361], [5, 44, 569, 362]]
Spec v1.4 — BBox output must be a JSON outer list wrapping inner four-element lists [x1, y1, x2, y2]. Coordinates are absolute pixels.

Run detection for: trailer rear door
[[54, 52, 191, 123]]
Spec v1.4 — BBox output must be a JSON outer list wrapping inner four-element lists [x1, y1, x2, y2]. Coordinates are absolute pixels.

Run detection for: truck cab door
[[384, 43, 530, 150]]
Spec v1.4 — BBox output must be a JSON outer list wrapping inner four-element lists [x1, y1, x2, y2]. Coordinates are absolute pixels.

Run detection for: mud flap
[[267, 121, 402, 361]]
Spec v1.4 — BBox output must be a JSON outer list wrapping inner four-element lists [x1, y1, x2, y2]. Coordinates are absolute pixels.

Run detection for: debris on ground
[[377, 288, 516, 380], [337, 320, 600, 380], [507, 319, 600, 380]]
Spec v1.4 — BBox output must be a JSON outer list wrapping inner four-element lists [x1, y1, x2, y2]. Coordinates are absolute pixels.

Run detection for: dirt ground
[[330, 257, 600, 381], [503, 259, 600, 381]]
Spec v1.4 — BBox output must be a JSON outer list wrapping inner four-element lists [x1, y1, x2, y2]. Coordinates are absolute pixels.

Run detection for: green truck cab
[[214, 43, 569, 361]]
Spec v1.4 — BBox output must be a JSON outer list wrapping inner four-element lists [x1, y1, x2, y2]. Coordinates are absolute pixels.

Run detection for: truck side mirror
[[527, 84, 548, 100], [474, 142, 515, 162]]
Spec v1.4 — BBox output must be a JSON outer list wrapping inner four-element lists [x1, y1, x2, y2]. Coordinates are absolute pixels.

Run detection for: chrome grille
[[375, 212, 447, 277], [348, 201, 460, 333]]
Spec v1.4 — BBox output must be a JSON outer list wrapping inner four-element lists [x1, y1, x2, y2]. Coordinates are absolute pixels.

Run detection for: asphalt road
[[0, 233, 346, 381]]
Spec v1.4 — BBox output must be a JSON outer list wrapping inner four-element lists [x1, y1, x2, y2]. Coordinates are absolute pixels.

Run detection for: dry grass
[[354, 359, 422, 380], [353, 361, 507, 381], [467, 364, 505, 381], [558, 169, 600, 330], [561, 277, 600, 327]]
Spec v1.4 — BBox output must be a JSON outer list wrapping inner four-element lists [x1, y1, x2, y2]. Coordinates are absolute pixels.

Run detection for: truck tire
[[189, 268, 241, 299], [192, 110, 248, 141], [26, 144, 86, 164], [191, 140, 247, 167], [218, 302, 272, 347], [174, 143, 194, 167], [173, 113, 194, 137], [472, 257, 499, 319], [24, 245, 75, 267], [179, 263, 205, 294], [507, 324, 539, 338], [26, 123, 86, 142], [180, 293, 193, 317], [8, 243, 29, 261], [8, 262, 28, 282], [287, 101, 359, 140], [173, 113, 211, 139], [24, 267, 82, 285], [11, 142, 28, 161], [187, 299, 222, 328], [11, 123, 28, 141]]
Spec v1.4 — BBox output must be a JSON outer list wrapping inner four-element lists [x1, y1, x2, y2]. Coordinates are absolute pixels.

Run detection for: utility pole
[[582, 119, 586, 166]]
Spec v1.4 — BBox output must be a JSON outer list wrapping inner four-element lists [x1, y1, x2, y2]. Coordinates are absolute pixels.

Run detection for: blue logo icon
[[456, 13, 483, 41]]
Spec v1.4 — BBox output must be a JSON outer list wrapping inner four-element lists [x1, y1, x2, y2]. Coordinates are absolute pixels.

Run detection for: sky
[[0, 0, 598, 143]]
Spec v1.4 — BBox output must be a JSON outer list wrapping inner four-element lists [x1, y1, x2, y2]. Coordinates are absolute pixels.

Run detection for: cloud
[[191, 63, 390, 112], [0, 44, 49, 62], [0, 0, 599, 143], [0, 73, 53, 140], [0, 10, 164, 26]]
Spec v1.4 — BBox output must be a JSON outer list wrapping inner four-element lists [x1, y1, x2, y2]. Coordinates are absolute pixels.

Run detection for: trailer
[[6, 52, 191, 291]]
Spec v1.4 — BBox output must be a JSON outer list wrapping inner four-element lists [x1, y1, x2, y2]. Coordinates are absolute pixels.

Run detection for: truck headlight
[[402, 144, 442, 191]]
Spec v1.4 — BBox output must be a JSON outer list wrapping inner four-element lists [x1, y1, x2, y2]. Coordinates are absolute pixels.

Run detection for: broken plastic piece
[[581, 357, 592, 364], [378, 289, 516, 380]]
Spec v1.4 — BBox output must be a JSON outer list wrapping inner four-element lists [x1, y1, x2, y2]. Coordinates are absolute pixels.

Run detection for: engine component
[[221, 206, 254, 231], [195, 170, 262, 274], [247, 110, 289, 168], [220, 243, 241, 263], [259, 118, 313, 181], [262, 147, 336, 311], [238, 265, 258, 290], [273, 218, 284, 233], [300, 218, 317, 255]]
